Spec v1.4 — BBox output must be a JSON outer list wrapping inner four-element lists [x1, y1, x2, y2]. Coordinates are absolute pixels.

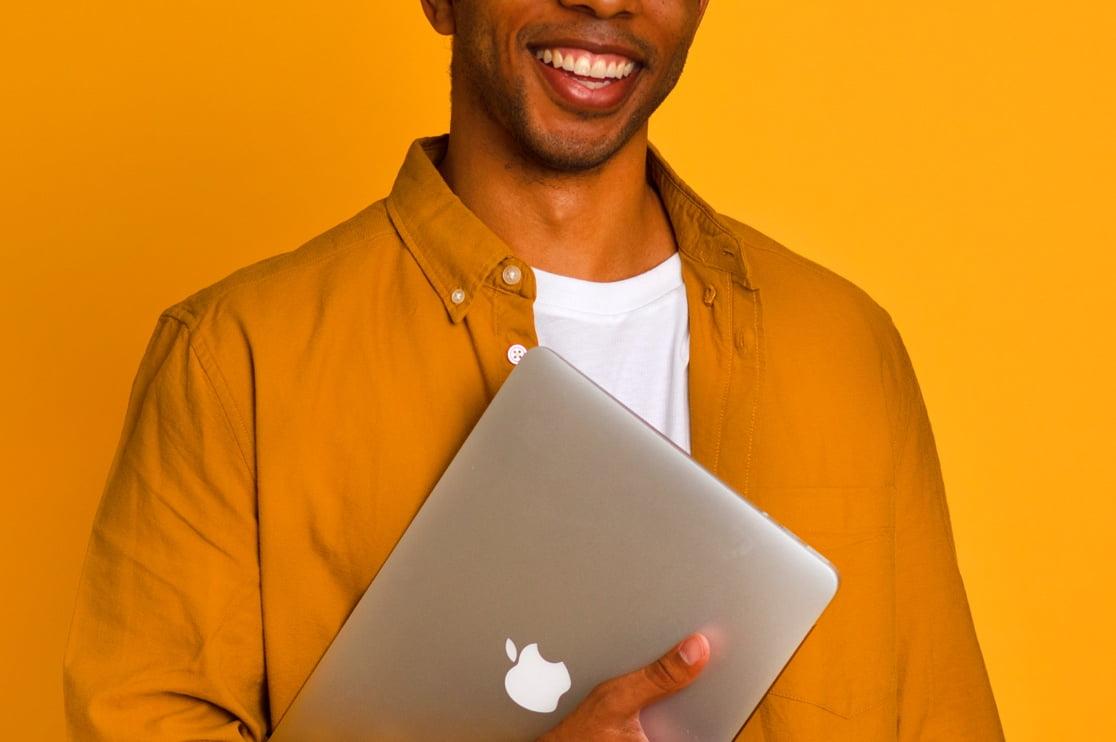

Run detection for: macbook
[[269, 346, 838, 741]]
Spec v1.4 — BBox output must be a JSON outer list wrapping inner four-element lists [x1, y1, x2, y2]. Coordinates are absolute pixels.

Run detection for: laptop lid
[[270, 346, 838, 741]]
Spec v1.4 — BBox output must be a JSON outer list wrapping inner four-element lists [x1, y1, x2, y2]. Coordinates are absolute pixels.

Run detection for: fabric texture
[[532, 251, 691, 452], [63, 134, 1005, 741]]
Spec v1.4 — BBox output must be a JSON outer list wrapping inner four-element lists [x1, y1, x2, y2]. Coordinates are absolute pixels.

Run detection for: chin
[[525, 139, 617, 172], [515, 119, 638, 173]]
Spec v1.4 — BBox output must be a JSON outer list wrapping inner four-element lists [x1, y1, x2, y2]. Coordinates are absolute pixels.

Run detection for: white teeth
[[536, 48, 638, 80]]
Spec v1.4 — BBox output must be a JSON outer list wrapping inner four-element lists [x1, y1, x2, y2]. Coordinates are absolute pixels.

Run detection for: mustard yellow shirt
[[64, 135, 1004, 740]]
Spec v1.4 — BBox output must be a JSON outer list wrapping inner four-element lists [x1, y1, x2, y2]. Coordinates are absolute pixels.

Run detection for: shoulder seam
[[159, 311, 256, 480], [882, 317, 918, 495]]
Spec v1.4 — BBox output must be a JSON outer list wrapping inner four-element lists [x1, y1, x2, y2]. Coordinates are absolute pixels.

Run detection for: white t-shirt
[[531, 252, 691, 454]]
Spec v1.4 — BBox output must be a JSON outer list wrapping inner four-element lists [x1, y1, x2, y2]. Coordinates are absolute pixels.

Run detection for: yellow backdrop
[[2, 2, 1112, 739]]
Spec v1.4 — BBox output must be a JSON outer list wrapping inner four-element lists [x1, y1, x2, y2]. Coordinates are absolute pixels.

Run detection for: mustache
[[517, 22, 657, 66]]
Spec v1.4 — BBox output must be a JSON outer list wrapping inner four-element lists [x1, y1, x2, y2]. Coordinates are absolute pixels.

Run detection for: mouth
[[528, 44, 643, 112]]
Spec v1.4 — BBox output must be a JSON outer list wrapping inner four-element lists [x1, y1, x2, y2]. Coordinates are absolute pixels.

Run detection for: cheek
[[453, 35, 500, 95], [649, 0, 704, 52], [465, 25, 524, 88], [647, 0, 700, 27], [656, 18, 701, 79]]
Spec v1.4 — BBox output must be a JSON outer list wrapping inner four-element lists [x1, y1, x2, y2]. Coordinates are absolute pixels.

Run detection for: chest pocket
[[756, 485, 896, 719]]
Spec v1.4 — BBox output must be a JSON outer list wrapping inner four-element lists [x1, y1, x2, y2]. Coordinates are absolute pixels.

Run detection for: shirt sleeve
[[887, 321, 1005, 740], [63, 312, 268, 741]]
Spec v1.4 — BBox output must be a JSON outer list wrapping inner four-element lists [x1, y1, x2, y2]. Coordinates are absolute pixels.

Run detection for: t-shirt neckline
[[531, 251, 683, 316]]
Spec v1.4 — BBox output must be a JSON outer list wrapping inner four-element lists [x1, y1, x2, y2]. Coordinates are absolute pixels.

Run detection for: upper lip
[[528, 38, 646, 66]]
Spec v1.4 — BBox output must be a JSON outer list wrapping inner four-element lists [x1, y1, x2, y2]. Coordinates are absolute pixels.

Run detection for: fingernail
[[679, 635, 706, 666]]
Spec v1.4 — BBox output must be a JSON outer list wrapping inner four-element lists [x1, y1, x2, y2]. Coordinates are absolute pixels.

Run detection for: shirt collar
[[385, 134, 754, 323]]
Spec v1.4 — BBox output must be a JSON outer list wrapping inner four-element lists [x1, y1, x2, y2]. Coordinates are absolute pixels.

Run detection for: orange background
[[3, 2, 1113, 739]]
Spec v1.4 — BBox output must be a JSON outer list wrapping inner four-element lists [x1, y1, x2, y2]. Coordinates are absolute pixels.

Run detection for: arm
[[888, 321, 1004, 740], [63, 313, 267, 741]]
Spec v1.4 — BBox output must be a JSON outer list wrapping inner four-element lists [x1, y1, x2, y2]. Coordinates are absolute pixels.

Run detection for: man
[[64, 0, 1004, 739]]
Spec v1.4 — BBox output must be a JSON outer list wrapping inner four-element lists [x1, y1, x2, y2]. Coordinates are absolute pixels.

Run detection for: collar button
[[507, 343, 528, 365]]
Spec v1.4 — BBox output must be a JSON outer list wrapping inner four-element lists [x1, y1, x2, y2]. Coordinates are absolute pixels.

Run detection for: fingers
[[597, 632, 710, 719]]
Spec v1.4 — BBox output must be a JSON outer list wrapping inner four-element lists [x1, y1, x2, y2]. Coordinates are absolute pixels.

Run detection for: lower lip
[[533, 56, 641, 112]]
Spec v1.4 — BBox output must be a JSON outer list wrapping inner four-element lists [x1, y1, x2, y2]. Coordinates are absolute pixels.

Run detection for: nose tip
[[557, 0, 638, 19]]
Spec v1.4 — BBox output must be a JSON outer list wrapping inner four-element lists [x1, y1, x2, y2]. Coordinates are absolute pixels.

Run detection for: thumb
[[600, 632, 710, 719]]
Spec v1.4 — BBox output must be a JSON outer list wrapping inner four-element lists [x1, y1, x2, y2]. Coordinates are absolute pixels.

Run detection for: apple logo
[[504, 638, 572, 713]]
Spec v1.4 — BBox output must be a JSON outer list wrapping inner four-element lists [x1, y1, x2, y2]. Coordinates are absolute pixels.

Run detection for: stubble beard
[[450, 31, 690, 174]]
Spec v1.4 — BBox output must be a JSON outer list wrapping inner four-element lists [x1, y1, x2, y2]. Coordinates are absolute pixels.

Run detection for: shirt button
[[450, 288, 466, 305], [507, 343, 528, 365], [501, 264, 522, 286]]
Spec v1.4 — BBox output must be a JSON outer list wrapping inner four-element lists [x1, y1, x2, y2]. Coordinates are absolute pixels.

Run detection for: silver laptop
[[269, 347, 838, 741]]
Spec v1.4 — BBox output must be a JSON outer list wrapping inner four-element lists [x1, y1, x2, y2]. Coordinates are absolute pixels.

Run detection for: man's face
[[449, 0, 708, 172]]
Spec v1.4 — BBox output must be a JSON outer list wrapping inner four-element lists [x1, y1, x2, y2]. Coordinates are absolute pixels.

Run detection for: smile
[[529, 45, 643, 111], [533, 47, 638, 90]]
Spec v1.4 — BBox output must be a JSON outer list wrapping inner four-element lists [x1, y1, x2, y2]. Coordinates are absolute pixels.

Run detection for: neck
[[437, 103, 677, 282]]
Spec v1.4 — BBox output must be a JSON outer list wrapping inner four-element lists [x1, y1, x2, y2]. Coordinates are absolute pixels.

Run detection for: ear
[[420, 0, 456, 36]]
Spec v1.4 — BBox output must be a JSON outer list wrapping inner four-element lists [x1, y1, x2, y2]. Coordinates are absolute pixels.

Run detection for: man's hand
[[537, 633, 710, 742]]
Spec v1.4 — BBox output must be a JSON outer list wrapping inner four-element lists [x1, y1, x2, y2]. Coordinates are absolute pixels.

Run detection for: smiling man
[[64, 1, 1004, 740]]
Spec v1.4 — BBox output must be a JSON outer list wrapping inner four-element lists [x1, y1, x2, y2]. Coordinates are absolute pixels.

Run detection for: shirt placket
[[682, 254, 762, 495], [464, 255, 539, 401]]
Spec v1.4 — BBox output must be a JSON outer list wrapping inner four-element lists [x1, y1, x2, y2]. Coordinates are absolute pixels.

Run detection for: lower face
[[451, 3, 702, 172]]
